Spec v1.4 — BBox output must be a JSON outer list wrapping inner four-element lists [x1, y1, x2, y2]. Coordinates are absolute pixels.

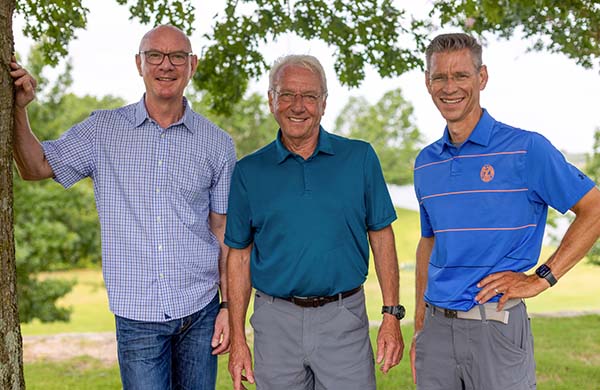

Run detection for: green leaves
[[198, 0, 428, 113], [16, 0, 88, 66], [431, 0, 600, 68], [13, 47, 123, 324], [334, 88, 423, 185]]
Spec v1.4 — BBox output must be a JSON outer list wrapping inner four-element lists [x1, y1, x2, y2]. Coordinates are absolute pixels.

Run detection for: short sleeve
[[224, 164, 254, 248], [209, 136, 237, 214], [414, 182, 434, 237], [364, 144, 397, 231], [41, 113, 97, 188], [527, 133, 596, 214]]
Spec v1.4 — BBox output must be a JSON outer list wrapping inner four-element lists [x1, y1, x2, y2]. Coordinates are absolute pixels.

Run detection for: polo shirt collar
[[440, 108, 494, 154], [275, 126, 335, 164], [134, 95, 195, 133]]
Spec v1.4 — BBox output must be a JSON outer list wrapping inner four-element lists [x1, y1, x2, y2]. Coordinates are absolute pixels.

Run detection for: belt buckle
[[444, 308, 458, 318], [312, 297, 326, 307]]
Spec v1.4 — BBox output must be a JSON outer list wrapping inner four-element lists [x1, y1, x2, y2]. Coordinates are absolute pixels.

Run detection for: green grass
[[24, 316, 600, 389]]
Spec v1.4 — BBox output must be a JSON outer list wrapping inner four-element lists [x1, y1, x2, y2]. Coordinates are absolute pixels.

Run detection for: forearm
[[209, 212, 229, 302], [545, 188, 600, 279], [369, 226, 400, 306], [227, 246, 253, 343], [414, 236, 434, 332], [13, 106, 53, 180]]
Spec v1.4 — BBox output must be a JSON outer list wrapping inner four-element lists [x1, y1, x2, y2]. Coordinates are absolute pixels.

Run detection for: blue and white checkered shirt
[[42, 96, 237, 321]]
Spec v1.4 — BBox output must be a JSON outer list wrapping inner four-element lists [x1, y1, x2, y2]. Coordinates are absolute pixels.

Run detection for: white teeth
[[289, 117, 305, 122], [441, 98, 462, 104]]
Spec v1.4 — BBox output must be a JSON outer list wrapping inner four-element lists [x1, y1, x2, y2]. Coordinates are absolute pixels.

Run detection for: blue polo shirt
[[225, 127, 396, 297], [414, 110, 595, 311]]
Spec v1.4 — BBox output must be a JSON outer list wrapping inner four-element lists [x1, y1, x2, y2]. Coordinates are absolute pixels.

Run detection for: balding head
[[139, 25, 192, 53]]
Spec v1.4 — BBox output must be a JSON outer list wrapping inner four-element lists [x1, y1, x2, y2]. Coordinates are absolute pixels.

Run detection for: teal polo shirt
[[225, 127, 397, 297], [414, 109, 595, 311]]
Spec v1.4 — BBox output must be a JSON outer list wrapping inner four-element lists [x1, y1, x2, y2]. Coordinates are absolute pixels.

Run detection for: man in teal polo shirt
[[226, 54, 405, 390], [410, 33, 600, 390]]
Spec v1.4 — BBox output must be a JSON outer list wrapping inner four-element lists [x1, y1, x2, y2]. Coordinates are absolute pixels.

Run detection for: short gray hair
[[269, 54, 328, 95], [425, 33, 482, 71]]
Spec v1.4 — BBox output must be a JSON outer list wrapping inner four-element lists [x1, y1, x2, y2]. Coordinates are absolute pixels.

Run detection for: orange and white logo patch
[[480, 164, 495, 182]]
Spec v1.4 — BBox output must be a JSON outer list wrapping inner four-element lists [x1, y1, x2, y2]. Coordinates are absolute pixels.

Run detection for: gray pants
[[415, 301, 536, 390], [250, 289, 376, 390]]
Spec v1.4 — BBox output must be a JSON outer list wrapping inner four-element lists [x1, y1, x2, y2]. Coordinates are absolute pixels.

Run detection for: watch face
[[536, 264, 551, 278], [396, 305, 406, 320]]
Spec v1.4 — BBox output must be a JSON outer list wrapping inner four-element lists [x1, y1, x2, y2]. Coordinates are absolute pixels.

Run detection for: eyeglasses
[[271, 90, 324, 105], [429, 72, 475, 86], [139, 50, 193, 66]]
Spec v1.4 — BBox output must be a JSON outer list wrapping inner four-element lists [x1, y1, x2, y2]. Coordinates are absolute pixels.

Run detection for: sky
[[13, 1, 600, 155]]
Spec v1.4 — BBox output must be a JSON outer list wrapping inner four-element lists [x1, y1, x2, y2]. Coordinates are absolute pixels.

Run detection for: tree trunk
[[0, 0, 25, 389]]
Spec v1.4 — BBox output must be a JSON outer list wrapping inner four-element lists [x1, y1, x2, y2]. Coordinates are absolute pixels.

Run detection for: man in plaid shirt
[[11, 25, 236, 389]]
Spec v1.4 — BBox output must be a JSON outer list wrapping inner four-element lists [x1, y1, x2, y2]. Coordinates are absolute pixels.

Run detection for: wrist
[[219, 301, 228, 310]]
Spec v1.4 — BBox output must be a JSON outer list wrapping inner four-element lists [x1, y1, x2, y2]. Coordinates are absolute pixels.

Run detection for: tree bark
[[0, 0, 25, 389]]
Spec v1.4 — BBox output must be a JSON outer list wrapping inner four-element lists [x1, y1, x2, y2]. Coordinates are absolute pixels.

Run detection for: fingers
[[410, 336, 418, 384], [211, 311, 230, 355], [228, 343, 255, 390], [376, 321, 403, 374]]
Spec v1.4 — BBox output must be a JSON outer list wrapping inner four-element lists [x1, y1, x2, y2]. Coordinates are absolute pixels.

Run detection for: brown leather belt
[[280, 286, 363, 308]]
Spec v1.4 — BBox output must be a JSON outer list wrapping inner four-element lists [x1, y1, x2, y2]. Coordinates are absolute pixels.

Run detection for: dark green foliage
[[334, 88, 423, 184], [15, 0, 88, 66], [196, 0, 429, 114], [115, 0, 194, 34], [13, 47, 123, 323], [15, 1, 599, 116], [432, 0, 600, 68]]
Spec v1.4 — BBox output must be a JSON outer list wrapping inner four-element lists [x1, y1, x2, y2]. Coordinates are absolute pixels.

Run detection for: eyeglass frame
[[427, 68, 482, 86], [139, 50, 194, 66], [270, 89, 326, 104]]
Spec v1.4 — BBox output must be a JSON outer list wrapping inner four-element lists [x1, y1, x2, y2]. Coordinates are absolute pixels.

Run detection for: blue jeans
[[115, 293, 219, 390]]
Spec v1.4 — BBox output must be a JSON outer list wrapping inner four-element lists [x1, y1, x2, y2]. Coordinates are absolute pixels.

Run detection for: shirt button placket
[[155, 129, 168, 310]]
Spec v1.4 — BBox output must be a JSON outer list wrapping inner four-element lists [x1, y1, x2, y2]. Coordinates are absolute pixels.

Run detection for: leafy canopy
[[16, 1, 599, 114]]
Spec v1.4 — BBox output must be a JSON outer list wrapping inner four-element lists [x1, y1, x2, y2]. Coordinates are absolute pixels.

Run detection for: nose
[[290, 95, 306, 111], [158, 55, 175, 70], [441, 77, 458, 93]]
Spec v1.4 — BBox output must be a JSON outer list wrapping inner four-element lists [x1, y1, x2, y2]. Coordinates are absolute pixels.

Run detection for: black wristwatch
[[535, 264, 557, 287], [381, 305, 406, 320]]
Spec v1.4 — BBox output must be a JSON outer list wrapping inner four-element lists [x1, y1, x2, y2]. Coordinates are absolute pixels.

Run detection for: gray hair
[[425, 33, 482, 71], [269, 54, 328, 95]]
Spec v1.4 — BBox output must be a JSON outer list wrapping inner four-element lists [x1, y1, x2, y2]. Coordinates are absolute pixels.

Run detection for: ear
[[425, 71, 432, 94], [268, 90, 275, 114], [321, 96, 327, 115], [478, 65, 488, 91], [135, 54, 143, 76], [189, 54, 199, 76]]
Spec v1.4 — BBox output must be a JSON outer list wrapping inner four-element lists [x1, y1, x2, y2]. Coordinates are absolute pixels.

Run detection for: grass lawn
[[24, 316, 600, 389], [21, 207, 600, 388]]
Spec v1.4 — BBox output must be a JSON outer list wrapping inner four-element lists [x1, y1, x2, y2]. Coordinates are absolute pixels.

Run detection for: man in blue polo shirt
[[226, 54, 405, 390], [410, 33, 600, 390]]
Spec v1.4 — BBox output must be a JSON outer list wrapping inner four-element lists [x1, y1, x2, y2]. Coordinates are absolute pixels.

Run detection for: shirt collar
[[276, 126, 335, 164], [134, 95, 194, 133], [440, 108, 494, 154]]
